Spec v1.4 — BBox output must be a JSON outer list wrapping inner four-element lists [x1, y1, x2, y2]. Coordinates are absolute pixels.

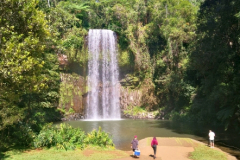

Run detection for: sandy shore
[[113, 137, 237, 160]]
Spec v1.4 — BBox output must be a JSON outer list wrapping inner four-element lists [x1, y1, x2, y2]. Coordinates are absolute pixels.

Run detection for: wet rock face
[[120, 87, 142, 110], [58, 54, 68, 67], [61, 113, 84, 121], [119, 77, 158, 118], [121, 111, 157, 119], [119, 86, 159, 119], [59, 73, 86, 115]]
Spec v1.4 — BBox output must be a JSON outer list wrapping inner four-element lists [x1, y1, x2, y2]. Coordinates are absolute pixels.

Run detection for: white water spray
[[86, 29, 120, 120]]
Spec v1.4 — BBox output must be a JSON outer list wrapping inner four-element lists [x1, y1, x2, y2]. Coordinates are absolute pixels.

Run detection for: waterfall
[[86, 29, 120, 120]]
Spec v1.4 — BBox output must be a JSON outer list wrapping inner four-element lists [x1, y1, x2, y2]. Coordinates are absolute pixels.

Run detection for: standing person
[[131, 135, 138, 156], [151, 137, 158, 159], [209, 130, 215, 148]]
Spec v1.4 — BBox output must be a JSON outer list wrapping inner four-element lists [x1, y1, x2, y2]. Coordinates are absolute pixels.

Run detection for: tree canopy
[[0, 0, 60, 150]]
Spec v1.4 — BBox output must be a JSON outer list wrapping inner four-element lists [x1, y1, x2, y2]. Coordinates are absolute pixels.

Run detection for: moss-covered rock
[[59, 73, 86, 116]]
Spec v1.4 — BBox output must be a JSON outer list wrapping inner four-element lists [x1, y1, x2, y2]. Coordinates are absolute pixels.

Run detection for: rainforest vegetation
[[0, 0, 240, 151]]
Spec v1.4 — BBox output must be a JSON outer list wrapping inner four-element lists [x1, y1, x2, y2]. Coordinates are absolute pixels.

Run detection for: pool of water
[[62, 119, 240, 159]]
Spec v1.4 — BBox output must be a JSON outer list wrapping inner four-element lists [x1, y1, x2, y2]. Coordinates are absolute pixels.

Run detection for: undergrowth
[[33, 123, 114, 150]]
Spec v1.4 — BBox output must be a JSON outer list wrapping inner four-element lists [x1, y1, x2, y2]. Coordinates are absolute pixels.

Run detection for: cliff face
[[119, 77, 158, 118], [57, 51, 88, 119], [57, 49, 157, 119], [58, 63, 158, 119], [120, 87, 142, 110], [59, 73, 86, 115]]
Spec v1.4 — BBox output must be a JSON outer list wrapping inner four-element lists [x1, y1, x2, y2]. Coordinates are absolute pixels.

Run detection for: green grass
[[190, 145, 227, 160], [1, 146, 128, 160]]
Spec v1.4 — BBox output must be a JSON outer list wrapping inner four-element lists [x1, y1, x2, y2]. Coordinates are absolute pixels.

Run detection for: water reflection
[[63, 119, 240, 159]]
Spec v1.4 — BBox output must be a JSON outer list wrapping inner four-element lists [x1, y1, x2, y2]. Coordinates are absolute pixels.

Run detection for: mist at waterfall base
[[86, 29, 121, 120]]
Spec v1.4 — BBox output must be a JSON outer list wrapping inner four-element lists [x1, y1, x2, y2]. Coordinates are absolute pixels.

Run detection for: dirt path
[[113, 137, 237, 160]]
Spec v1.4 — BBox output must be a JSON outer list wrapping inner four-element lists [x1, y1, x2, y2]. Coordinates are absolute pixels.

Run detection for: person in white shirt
[[209, 130, 215, 148]]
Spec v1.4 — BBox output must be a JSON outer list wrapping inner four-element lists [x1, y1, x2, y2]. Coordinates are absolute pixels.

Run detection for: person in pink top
[[151, 137, 158, 159]]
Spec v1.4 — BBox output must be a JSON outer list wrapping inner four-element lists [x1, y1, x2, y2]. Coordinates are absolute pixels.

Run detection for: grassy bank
[[1, 146, 128, 160], [190, 145, 228, 160], [1, 138, 232, 160]]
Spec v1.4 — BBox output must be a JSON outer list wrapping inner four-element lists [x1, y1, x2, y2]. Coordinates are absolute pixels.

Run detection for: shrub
[[84, 127, 114, 148], [34, 123, 86, 150], [33, 124, 114, 150]]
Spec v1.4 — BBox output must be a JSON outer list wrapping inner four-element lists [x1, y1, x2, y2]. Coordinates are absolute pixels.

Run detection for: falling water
[[86, 29, 120, 120]]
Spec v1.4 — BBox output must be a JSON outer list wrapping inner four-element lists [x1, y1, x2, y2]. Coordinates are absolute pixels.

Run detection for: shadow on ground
[[0, 152, 10, 160]]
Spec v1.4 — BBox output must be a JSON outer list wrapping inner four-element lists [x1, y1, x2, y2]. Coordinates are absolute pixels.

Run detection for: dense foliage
[[34, 123, 113, 150], [0, 0, 60, 151], [187, 0, 240, 130], [0, 0, 240, 151]]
